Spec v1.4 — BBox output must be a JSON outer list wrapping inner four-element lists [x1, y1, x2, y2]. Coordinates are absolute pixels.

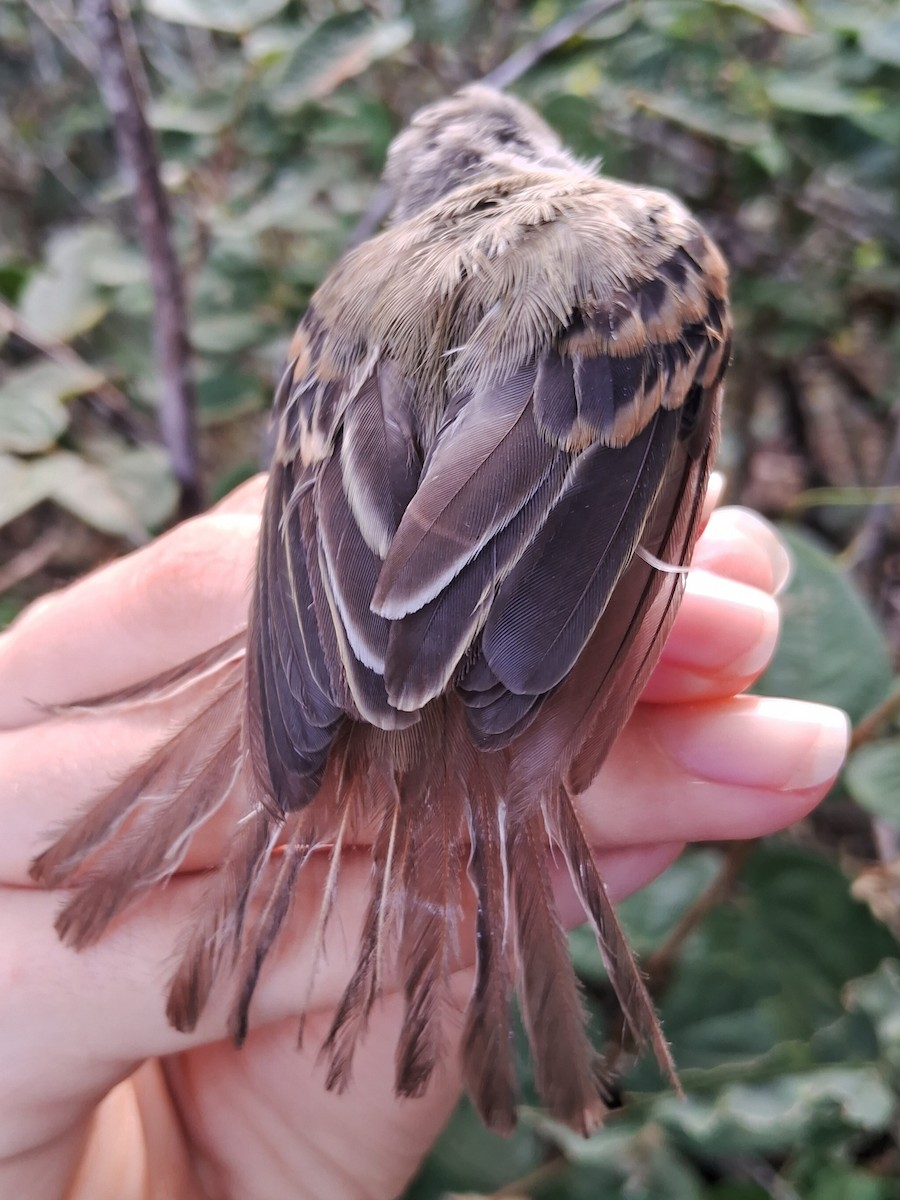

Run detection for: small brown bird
[[32, 85, 730, 1135]]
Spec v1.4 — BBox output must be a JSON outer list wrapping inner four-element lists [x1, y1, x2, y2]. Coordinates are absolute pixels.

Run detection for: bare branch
[[78, 0, 202, 514], [482, 0, 629, 90], [348, 0, 629, 247]]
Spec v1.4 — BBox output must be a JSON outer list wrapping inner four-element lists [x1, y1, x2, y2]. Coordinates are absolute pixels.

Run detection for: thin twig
[[79, 0, 202, 514], [0, 528, 66, 594], [644, 843, 752, 984], [348, 0, 630, 246], [847, 398, 900, 587], [850, 683, 900, 751], [0, 300, 152, 443], [482, 0, 628, 90], [21, 0, 97, 73]]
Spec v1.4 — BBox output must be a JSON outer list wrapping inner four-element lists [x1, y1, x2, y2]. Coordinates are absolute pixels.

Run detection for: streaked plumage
[[31, 85, 730, 1134]]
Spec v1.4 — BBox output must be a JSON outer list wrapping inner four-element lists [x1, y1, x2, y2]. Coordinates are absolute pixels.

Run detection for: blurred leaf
[[0, 359, 103, 452], [267, 12, 413, 112], [845, 739, 900, 823], [144, 0, 288, 34], [844, 960, 900, 1074], [98, 445, 179, 531], [629, 91, 771, 146], [766, 75, 862, 117], [655, 1066, 895, 1156], [149, 94, 235, 135], [859, 17, 900, 69], [649, 844, 897, 1073], [0, 451, 53, 525], [191, 313, 270, 355], [17, 226, 112, 342], [27, 452, 152, 540], [757, 527, 892, 722], [722, 0, 810, 35]]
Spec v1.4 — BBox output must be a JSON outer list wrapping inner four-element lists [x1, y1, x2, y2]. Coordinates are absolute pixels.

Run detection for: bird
[[31, 84, 731, 1136]]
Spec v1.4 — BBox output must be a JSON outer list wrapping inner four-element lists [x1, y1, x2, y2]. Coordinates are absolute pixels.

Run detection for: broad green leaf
[[191, 313, 270, 355], [655, 1066, 895, 1156], [17, 226, 111, 342], [845, 738, 900, 823], [629, 91, 771, 147], [0, 359, 103, 452], [722, 0, 809, 34], [844, 960, 900, 1073], [267, 12, 413, 113], [149, 94, 235, 135], [144, 0, 288, 35], [27, 452, 149, 540], [756, 527, 892, 722], [100, 446, 178, 532], [766, 75, 862, 117], [0, 452, 54, 526], [860, 18, 900, 68], [649, 845, 897, 1072]]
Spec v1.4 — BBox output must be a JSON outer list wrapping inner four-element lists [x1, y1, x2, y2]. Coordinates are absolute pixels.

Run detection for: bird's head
[[384, 85, 583, 220]]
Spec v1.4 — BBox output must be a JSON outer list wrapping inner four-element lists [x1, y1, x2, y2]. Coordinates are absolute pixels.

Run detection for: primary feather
[[31, 84, 731, 1134]]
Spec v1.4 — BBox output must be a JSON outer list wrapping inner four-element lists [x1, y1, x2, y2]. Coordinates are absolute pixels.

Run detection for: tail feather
[[52, 632, 246, 712], [395, 739, 467, 1099], [55, 728, 243, 949], [30, 660, 243, 892], [547, 787, 680, 1093], [461, 758, 518, 1133], [508, 809, 607, 1134], [229, 813, 318, 1045], [166, 797, 278, 1033], [323, 765, 405, 1089]]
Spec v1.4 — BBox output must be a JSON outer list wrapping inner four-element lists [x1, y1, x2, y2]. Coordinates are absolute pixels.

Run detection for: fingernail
[[667, 572, 780, 678], [655, 697, 850, 790], [695, 508, 792, 596]]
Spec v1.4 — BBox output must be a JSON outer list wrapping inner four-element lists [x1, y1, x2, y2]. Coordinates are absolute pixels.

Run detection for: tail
[[30, 637, 245, 946]]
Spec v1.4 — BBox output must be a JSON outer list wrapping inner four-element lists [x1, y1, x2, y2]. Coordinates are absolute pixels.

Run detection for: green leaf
[[756, 527, 892, 722], [0, 359, 103, 452], [844, 960, 900, 1074], [144, 0, 288, 35], [859, 18, 900, 68], [766, 75, 862, 117], [0, 452, 54, 526], [27, 452, 151, 540], [266, 12, 413, 113], [845, 738, 900, 823], [655, 1066, 895, 1156], [97, 445, 179, 532], [651, 844, 897, 1073], [722, 0, 809, 34], [17, 226, 112, 342]]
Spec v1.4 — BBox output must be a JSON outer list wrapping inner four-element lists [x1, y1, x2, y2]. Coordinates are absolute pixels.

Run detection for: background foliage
[[2, 0, 900, 1195]]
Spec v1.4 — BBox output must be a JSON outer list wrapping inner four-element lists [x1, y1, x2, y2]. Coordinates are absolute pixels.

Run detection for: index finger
[[0, 507, 260, 730]]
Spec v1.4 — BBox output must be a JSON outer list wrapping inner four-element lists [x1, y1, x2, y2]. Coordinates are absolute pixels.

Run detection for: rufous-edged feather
[[31, 656, 244, 898], [461, 751, 518, 1133], [508, 807, 608, 1134]]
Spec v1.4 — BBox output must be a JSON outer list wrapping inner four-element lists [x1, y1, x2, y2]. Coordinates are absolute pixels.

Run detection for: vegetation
[[2, 0, 900, 1194]]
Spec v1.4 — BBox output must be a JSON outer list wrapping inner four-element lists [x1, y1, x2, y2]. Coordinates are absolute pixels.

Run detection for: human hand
[[0, 477, 848, 1200]]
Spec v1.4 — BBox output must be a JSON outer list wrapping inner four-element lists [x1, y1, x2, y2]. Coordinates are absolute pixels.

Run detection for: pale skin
[[0, 476, 849, 1200]]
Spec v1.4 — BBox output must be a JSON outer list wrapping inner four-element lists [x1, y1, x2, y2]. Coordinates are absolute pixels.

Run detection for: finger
[[210, 473, 267, 516], [582, 696, 849, 847], [1, 840, 666, 1090], [691, 506, 791, 595], [0, 513, 259, 729], [643, 570, 779, 704], [699, 470, 726, 529]]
